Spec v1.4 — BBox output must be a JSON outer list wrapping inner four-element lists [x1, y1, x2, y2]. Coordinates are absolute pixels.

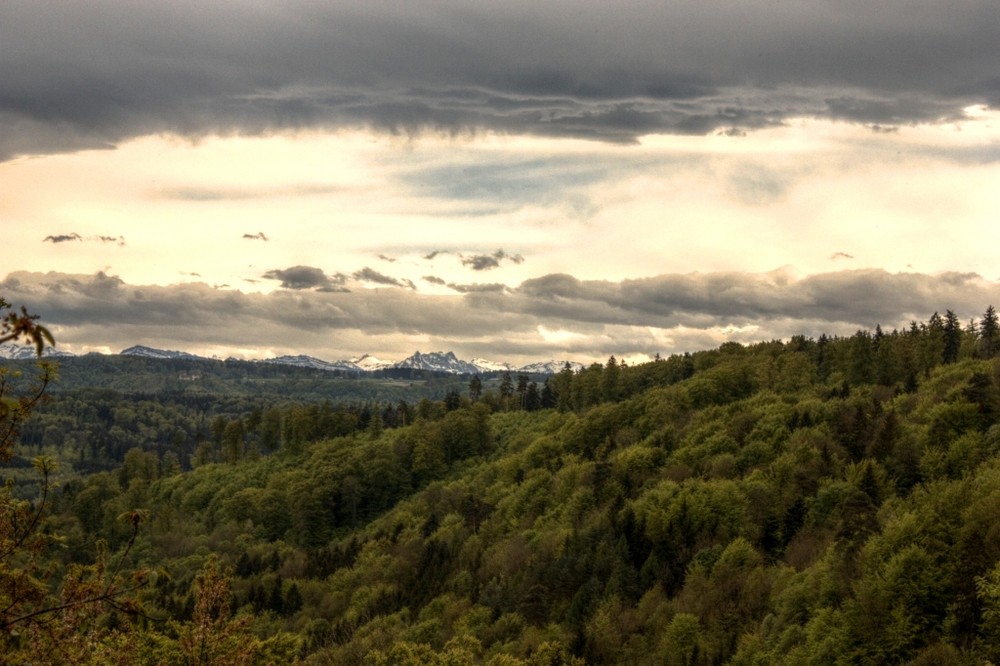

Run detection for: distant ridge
[[3, 343, 583, 375], [518, 360, 585, 374], [260, 355, 361, 373], [0, 343, 76, 360], [119, 345, 205, 361]]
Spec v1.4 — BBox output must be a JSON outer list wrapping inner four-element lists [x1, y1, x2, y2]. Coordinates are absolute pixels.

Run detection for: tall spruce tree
[[943, 309, 962, 363], [980, 305, 999, 359]]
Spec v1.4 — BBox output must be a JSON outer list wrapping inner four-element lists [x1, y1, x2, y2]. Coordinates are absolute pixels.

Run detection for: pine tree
[[468, 374, 482, 402], [980, 305, 999, 358], [943, 310, 962, 363], [499, 371, 514, 410]]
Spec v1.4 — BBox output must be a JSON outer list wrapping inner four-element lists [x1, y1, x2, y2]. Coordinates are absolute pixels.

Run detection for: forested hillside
[[5, 304, 1000, 664]]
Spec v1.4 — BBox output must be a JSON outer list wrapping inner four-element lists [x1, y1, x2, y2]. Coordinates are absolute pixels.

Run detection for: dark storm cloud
[[262, 265, 348, 291], [3, 0, 998, 160]]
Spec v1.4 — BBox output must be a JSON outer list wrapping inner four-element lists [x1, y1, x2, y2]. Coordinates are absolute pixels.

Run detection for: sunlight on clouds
[[2, 113, 999, 294], [537, 326, 589, 344]]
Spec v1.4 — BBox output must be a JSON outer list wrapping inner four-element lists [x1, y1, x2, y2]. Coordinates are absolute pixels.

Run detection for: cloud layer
[[3, 268, 996, 364], [3, 0, 998, 160]]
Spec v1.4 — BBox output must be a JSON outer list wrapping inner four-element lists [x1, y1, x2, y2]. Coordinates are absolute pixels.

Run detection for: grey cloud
[[262, 265, 348, 291], [726, 166, 789, 206], [446, 282, 510, 294], [423, 251, 447, 260], [831, 252, 855, 261], [0, 270, 526, 354], [513, 269, 999, 332], [400, 158, 607, 211], [3, 0, 998, 160], [43, 233, 125, 245], [43, 233, 82, 243], [462, 249, 525, 271], [3, 268, 999, 365], [243, 232, 269, 241], [463, 255, 500, 271], [352, 267, 415, 290], [155, 184, 343, 201], [423, 275, 446, 285], [377, 254, 396, 263]]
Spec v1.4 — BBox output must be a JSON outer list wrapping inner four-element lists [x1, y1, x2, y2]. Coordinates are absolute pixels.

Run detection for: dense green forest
[[5, 302, 1000, 664]]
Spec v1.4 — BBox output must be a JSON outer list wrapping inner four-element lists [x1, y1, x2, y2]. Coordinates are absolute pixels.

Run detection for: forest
[[4, 299, 1000, 664]]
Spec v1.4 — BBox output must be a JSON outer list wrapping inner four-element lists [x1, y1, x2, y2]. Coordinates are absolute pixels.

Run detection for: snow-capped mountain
[[517, 360, 584, 374], [2, 343, 582, 376], [120, 345, 205, 361], [470, 357, 515, 373], [351, 354, 393, 371], [393, 351, 481, 374], [0, 343, 75, 360], [261, 355, 361, 373]]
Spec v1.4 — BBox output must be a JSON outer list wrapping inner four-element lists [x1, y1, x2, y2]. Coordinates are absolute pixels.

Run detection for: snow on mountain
[[470, 357, 515, 373], [351, 354, 394, 371], [3, 341, 582, 376], [261, 355, 361, 373], [394, 351, 481, 374], [119, 345, 205, 360], [0, 343, 75, 360], [517, 360, 584, 375]]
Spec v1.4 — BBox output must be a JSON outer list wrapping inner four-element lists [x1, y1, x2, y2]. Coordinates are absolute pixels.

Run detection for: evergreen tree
[[980, 305, 999, 358], [516, 374, 530, 409], [468, 374, 482, 402], [602, 355, 621, 401], [268, 576, 284, 614], [943, 309, 962, 363], [541, 378, 557, 409], [284, 583, 303, 615], [499, 371, 514, 409], [444, 389, 461, 411], [525, 382, 542, 411]]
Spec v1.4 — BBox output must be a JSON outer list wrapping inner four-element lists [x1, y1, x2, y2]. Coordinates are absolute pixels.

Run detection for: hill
[[5, 307, 1000, 663]]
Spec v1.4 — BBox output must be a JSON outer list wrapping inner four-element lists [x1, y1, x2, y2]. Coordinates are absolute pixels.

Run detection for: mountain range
[[0, 343, 583, 375]]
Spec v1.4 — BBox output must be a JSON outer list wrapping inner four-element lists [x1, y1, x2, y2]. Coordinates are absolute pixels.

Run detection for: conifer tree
[[943, 309, 962, 363], [468, 374, 482, 402], [980, 305, 999, 358]]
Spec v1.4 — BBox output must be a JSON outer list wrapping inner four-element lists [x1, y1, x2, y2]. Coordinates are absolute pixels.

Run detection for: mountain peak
[[394, 351, 480, 374], [0, 343, 75, 360]]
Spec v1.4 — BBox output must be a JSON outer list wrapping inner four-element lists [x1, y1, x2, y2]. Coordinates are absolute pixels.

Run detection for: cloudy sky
[[2, 0, 999, 365]]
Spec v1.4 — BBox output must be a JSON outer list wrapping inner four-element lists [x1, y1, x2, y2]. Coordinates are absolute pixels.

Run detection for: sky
[[2, 0, 1000, 366]]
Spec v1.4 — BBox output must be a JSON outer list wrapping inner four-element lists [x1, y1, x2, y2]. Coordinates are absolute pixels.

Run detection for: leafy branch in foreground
[[1, 297, 57, 462], [0, 297, 154, 660], [1, 461, 152, 655]]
